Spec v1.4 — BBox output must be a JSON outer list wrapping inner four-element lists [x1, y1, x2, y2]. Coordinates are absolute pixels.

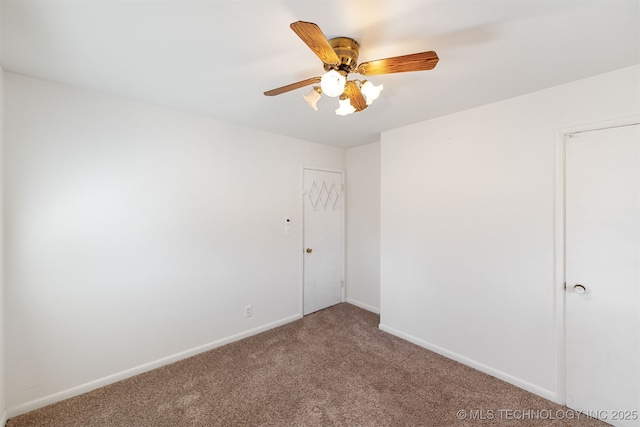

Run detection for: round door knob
[[574, 284, 586, 294], [306, 248, 313, 253]]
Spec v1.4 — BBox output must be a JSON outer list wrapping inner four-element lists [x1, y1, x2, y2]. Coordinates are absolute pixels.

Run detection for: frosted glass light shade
[[320, 70, 346, 98], [335, 98, 356, 116], [303, 87, 321, 111], [360, 81, 384, 105]]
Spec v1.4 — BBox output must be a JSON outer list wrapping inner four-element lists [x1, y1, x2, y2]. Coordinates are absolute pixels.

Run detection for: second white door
[[303, 168, 344, 315], [565, 124, 639, 427]]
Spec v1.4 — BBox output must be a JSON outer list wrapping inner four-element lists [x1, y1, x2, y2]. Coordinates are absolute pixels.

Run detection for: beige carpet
[[8, 303, 607, 427]]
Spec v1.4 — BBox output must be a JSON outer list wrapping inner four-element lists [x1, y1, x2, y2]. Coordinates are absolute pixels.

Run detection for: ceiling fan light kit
[[264, 21, 439, 116], [336, 97, 357, 116], [320, 69, 346, 97], [303, 86, 322, 111], [360, 81, 384, 105]]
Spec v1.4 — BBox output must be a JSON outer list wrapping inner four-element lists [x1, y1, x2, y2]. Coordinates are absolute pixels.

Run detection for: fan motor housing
[[324, 37, 360, 73]]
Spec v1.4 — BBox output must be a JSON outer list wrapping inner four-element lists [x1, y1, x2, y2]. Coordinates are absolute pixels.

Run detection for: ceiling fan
[[264, 21, 439, 115]]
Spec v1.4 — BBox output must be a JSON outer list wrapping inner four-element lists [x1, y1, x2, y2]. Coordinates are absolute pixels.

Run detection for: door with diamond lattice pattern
[[303, 168, 343, 315]]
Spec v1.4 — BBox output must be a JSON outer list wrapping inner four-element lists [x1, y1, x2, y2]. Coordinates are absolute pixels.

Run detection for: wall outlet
[[244, 305, 252, 318]]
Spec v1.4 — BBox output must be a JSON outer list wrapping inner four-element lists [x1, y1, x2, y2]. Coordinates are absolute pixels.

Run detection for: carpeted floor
[[8, 303, 607, 427]]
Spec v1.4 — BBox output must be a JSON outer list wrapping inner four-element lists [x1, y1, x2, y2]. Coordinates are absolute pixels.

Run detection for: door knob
[[574, 284, 587, 294], [306, 248, 313, 253]]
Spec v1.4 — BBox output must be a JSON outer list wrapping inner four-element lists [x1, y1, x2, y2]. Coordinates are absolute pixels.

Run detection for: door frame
[[553, 115, 640, 405], [300, 165, 346, 315]]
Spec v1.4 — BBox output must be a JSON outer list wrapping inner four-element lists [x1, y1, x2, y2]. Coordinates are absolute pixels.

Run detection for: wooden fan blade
[[264, 77, 321, 96], [290, 21, 340, 65], [357, 51, 439, 76], [343, 81, 367, 112]]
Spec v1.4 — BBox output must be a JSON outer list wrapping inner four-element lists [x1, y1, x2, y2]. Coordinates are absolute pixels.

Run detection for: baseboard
[[1, 411, 7, 427], [378, 323, 557, 402], [345, 298, 380, 314], [7, 313, 302, 419]]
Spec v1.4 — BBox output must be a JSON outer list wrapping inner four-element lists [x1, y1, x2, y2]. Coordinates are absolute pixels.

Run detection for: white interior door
[[303, 168, 344, 315], [565, 124, 640, 427]]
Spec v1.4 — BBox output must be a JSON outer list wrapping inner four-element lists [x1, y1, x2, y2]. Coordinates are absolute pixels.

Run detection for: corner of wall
[[0, 63, 6, 426], [345, 142, 381, 313]]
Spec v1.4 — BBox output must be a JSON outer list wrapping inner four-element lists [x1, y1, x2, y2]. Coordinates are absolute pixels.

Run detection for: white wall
[[0, 44, 7, 427], [345, 142, 380, 313], [3, 73, 344, 415], [380, 65, 640, 401]]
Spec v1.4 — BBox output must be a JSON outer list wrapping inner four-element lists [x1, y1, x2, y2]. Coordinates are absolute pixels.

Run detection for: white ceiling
[[2, 1, 638, 148]]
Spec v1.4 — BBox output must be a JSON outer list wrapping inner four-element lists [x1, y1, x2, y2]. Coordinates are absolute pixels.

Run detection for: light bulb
[[335, 98, 356, 116], [320, 69, 346, 98], [360, 81, 384, 105], [303, 87, 322, 111]]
